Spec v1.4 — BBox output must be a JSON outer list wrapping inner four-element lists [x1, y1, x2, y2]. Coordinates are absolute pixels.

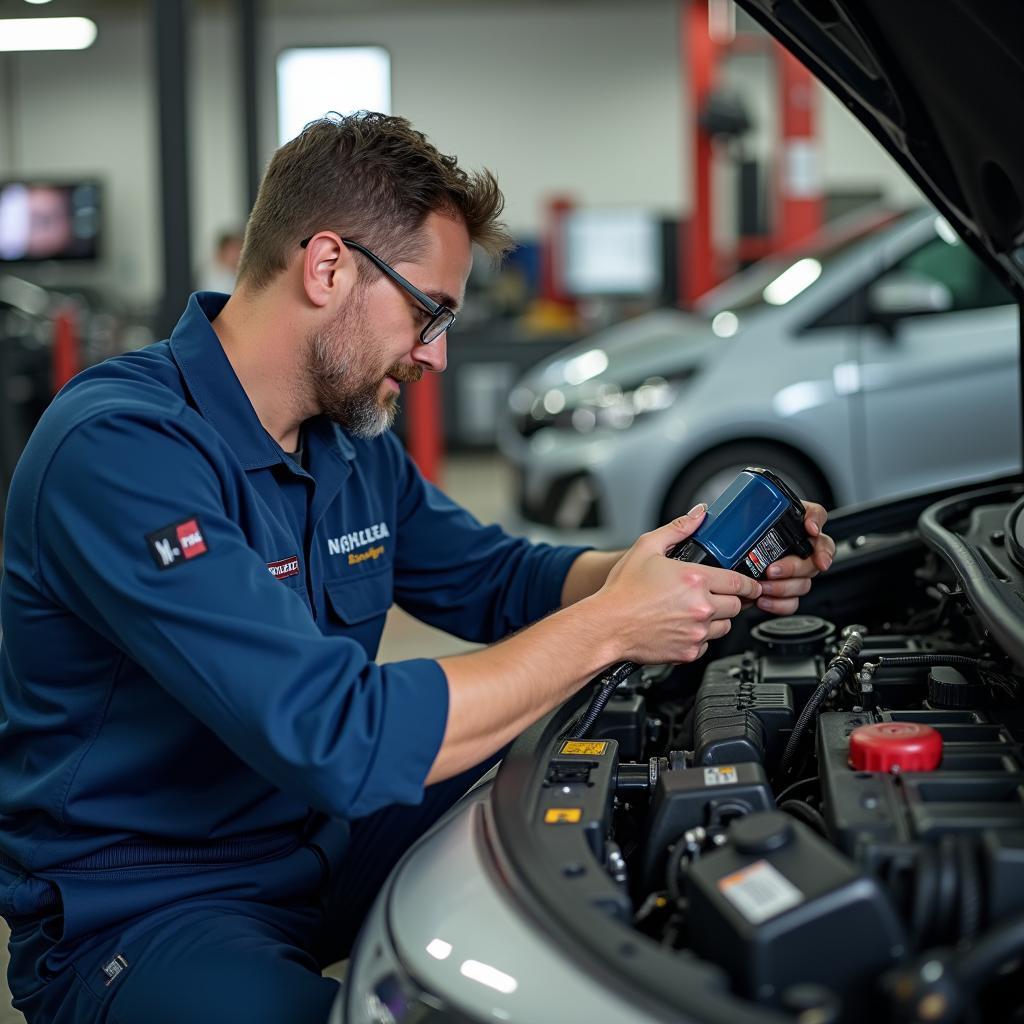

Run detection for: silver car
[[499, 206, 1018, 548]]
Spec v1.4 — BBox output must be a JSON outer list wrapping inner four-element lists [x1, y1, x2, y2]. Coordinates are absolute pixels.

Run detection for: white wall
[[0, 14, 160, 302], [257, 2, 687, 236], [0, 0, 921, 311], [190, 4, 248, 289]]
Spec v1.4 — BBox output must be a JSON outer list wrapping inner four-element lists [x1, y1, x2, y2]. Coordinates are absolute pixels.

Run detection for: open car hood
[[735, 0, 1024, 303]]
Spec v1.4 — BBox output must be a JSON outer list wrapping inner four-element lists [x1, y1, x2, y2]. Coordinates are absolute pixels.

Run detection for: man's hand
[[595, 505, 762, 665], [754, 500, 836, 615]]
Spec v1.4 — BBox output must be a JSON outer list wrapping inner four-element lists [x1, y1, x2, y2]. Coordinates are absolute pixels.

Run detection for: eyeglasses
[[300, 234, 456, 345]]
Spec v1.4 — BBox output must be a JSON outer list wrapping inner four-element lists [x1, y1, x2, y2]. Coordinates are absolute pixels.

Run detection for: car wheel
[[661, 444, 830, 522]]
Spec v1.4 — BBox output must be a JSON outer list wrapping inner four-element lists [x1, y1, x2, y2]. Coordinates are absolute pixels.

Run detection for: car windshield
[[694, 208, 907, 327]]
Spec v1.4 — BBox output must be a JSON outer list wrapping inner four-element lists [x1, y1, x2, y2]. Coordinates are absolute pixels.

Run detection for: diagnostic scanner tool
[[668, 466, 813, 577], [565, 467, 814, 739]]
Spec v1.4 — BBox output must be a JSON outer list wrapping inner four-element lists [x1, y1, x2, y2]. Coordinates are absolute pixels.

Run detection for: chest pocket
[[323, 566, 393, 657]]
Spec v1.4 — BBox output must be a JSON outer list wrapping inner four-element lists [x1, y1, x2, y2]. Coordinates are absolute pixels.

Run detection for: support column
[[682, 0, 718, 305], [776, 49, 823, 247], [153, 0, 194, 337], [239, 0, 261, 212]]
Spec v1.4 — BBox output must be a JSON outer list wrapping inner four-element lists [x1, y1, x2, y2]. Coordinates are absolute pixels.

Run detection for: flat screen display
[[563, 208, 662, 297], [0, 181, 101, 262]]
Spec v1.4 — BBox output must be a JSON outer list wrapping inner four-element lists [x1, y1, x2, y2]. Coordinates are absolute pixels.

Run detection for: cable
[[873, 654, 985, 670], [779, 630, 864, 775], [562, 660, 635, 739], [664, 826, 707, 902], [780, 679, 830, 775], [774, 775, 819, 804]]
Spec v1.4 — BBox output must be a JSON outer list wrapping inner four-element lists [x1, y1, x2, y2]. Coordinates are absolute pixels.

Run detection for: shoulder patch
[[147, 516, 208, 569]]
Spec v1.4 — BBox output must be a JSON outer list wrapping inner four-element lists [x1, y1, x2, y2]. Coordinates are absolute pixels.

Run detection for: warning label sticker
[[718, 860, 803, 924], [703, 765, 739, 787], [744, 527, 786, 578], [560, 741, 609, 756], [544, 808, 583, 824]]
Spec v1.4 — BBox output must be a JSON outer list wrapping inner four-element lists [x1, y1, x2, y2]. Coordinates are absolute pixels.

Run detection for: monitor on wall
[[0, 180, 102, 262], [563, 207, 663, 298]]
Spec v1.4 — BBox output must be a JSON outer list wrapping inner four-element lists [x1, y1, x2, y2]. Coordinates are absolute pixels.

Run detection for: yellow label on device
[[559, 740, 609, 756], [544, 808, 582, 824]]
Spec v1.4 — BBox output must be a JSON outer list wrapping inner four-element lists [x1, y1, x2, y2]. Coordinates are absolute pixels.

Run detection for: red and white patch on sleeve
[[266, 556, 300, 580], [146, 516, 209, 570]]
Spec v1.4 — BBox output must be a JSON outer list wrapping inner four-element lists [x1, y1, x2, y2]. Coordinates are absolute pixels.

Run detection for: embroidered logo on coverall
[[326, 521, 390, 566], [146, 516, 208, 569]]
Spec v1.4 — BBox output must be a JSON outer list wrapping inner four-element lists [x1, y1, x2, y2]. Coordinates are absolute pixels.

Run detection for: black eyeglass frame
[[300, 234, 455, 345]]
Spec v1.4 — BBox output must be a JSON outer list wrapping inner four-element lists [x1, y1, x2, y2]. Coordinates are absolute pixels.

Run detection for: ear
[[301, 232, 358, 309]]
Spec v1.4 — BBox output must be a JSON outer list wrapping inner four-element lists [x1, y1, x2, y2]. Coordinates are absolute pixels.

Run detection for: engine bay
[[495, 481, 1024, 1023]]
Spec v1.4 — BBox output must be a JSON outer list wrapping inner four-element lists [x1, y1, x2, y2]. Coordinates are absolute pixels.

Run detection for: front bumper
[[339, 785, 648, 1024]]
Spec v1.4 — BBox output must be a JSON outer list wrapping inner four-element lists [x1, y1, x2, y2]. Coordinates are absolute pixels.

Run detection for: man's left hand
[[754, 500, 835, 616]]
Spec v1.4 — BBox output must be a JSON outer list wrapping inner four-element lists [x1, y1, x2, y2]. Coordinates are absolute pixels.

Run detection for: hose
[[954, 909, 1024, 993], [779, 799, 828, 836]]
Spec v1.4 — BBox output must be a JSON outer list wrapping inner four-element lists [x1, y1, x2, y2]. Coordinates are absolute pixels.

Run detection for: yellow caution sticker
[[544, 807, 583, 824], [559, 740, 609, 756]]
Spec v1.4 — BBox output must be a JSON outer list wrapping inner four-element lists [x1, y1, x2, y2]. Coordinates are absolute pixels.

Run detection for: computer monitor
[[563, 207, 663, 297], [0, 180, 102, 262]]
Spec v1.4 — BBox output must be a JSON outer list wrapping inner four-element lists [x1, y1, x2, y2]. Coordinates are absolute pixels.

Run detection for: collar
[[168, 292, 356, 471]]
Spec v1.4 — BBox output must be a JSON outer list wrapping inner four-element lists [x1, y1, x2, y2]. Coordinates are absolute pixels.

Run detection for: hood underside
[[735, 0, 1024, 303]]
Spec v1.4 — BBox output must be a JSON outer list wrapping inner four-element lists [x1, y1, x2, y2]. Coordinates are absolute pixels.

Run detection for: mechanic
[[0, 112, 834, 1024]]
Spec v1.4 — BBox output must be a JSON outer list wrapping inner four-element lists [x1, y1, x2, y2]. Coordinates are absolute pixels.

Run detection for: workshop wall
[[0, 0, 921, 310]]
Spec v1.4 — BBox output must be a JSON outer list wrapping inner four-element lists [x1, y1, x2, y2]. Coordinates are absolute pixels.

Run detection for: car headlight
[[510, 369, 694, 437]]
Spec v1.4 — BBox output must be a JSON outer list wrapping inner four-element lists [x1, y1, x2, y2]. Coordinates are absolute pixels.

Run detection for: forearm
[[429, 595, 620, 783], [560, 548, 625, 606]]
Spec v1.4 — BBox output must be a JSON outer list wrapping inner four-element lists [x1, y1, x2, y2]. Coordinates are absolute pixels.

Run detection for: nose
[[414, 333, 447, 373]]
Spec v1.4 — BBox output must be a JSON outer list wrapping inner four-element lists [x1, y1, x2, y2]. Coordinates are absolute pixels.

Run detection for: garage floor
[[0, 453, 514, 1022]]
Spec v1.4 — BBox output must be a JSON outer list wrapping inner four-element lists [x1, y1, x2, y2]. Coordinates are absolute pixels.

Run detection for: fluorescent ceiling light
[[0, 17, 97, 51]]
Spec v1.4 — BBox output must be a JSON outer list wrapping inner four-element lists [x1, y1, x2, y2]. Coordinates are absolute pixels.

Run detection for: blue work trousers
[[4, 758, 497, 1024]]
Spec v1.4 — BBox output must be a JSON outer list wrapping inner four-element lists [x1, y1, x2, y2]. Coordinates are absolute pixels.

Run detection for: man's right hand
[[592, 504, 762, 666], [431, 505, 761, 785]]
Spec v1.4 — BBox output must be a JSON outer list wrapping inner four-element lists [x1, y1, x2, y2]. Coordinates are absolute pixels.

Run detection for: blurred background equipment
[[0, 180, 102, 262]]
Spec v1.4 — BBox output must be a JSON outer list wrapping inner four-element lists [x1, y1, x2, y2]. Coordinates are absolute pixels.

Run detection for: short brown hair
[[237, 112, 513, 290]]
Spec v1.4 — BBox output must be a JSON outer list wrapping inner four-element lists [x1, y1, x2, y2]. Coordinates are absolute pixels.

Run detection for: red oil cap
[[848, 722, 943, 773]]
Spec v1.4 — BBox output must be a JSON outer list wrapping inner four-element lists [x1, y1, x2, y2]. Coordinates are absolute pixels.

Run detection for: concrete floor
[[1, 453, 514, 1023]]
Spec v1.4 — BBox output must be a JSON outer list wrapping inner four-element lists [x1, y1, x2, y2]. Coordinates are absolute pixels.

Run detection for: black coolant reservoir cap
[[927, 665, 987, 709], [750, 615, 836, 656], [730, 812, 794, 855]]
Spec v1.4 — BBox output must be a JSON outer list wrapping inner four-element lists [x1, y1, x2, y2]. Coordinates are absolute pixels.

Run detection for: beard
[[305, 300, 423, 439]]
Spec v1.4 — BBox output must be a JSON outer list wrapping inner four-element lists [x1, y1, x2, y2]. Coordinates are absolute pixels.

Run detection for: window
[[892, 232, 1013, 313], [276, 46, 391, 146]]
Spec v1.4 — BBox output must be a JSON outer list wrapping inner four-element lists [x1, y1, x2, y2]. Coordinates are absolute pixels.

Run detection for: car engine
[[510, 481, 1024, 1023]]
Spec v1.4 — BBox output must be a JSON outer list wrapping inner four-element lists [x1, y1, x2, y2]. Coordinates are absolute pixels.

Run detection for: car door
[[855, 226, 1019, 501]]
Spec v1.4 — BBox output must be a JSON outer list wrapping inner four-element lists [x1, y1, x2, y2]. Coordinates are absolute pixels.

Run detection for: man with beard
[[0, 113, 833, 1024]]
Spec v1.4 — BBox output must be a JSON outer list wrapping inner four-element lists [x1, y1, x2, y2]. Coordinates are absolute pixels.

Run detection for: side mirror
[[867, 271, 954, 320]]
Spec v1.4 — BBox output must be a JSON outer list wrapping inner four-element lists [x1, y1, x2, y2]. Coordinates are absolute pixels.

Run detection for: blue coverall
[[0, 293, 587, 1023]]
